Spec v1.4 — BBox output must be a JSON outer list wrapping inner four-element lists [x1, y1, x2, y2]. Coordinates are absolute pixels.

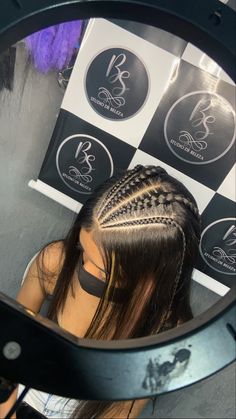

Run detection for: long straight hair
[[38, 166, 201, 418]]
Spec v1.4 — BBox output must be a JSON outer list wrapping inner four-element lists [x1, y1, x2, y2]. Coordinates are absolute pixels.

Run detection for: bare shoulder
[[39, 241, 65, 294], [41, 241, 65, 273], [17, 241, 65, 313]]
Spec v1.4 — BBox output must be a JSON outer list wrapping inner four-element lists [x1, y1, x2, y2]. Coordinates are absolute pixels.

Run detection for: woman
[[0, 165, 201, 418]]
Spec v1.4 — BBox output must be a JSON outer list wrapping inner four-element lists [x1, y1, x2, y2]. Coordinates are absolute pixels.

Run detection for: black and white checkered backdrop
[[29, 18, 236, 296]]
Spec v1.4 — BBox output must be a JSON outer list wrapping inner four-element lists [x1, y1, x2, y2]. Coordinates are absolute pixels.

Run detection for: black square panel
[[196, 193, 236, 288], [39, 109, 136, 204], [139, 60, 235, 190]]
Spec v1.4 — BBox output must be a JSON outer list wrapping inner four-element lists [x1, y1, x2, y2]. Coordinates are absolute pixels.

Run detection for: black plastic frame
[[0, 0, 235, 401], [0, 0, 235, 80]]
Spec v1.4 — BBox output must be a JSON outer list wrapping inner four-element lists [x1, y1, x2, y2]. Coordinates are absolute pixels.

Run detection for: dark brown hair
[[38, 165, 201, 418]]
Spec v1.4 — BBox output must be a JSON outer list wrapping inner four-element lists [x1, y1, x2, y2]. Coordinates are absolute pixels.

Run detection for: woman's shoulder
[[42, 240, 65, 265], [39, 240, 65, 295]]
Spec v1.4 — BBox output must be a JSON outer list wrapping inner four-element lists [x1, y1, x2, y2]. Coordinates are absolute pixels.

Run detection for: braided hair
[[45, 165, 201, 419], [97, 165, 200, 227], [88, 165, 200, 335]]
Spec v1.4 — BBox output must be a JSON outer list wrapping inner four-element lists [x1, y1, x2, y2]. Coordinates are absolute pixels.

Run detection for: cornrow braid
[[99, 192, 159, 226], [96, 165, 143, 219], [153, 218, 186, 334], [100, 215, 180, 231], [157, 192, 200, 221], [168, 194, 200, 221], [99, 190, 199, 226], [97, 165, 167, 221]]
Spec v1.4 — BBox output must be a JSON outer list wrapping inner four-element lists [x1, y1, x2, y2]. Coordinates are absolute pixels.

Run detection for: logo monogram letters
[[164, 91, 235, 165], [212, 224, 236, 264], [69, 141, 95, 183], [98, 54, 130, 108]]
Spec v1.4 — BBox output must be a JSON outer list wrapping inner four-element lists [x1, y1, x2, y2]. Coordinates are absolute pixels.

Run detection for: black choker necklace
[[77, 256, 124, 303]]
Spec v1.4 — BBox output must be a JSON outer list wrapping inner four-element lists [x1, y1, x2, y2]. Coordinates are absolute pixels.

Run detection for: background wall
[[0, 43, 74, 296], [0, 41, 235, 418]]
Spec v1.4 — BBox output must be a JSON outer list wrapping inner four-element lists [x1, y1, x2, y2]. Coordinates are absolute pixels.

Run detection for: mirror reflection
[[0, 13, 235, 419]]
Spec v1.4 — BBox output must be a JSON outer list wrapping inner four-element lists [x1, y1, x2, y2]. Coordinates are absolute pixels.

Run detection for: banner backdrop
[[29, 18, 236, 295]]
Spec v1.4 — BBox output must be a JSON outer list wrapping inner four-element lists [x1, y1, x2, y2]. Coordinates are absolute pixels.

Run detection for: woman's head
[[62, 165, 201, 339], [45, 165, 201, 418]]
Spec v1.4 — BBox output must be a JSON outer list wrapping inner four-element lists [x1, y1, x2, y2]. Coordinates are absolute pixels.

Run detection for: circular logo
[[56, 134, 114, 194], [85, 48, 149, 120], [164, 91, 235, 165], [200, 218, 236, 275]]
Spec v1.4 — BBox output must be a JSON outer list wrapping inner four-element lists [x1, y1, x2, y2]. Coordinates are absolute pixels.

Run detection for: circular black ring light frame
[[0, 0, 235, 401]]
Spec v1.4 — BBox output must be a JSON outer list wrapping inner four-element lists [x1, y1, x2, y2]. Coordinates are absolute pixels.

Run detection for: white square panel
[[182, 43, 235, 86], [192, 269, 229, 296], [62, 18, 179, 148], [128, 149, 215, 214], [217, 163, 236, 201]]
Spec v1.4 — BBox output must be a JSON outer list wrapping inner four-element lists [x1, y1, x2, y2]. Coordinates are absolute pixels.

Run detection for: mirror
[[0, 7, 235, 419]]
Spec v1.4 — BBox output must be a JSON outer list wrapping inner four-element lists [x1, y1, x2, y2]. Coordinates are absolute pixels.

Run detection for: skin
[[0, 228, 148, 418], [79, 228, 107, 280]]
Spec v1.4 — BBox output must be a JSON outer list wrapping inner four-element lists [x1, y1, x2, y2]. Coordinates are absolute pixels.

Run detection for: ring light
[[0, 0, 235, 402]]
